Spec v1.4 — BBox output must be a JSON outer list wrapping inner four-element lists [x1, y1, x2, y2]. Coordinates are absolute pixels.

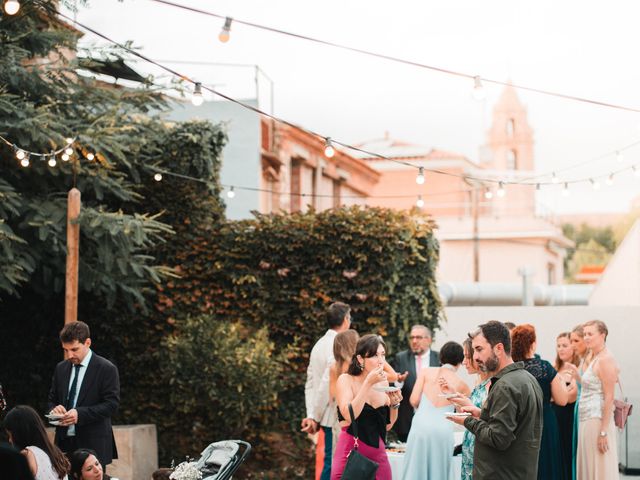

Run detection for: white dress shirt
[[414, 349, 431, 373], [67, 349, 92, 436], [305, 329, 337, 427]]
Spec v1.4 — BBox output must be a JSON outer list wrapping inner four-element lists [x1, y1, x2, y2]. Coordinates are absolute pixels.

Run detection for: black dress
[[523, 357, 565, 480], [553, 392, 575, 480]]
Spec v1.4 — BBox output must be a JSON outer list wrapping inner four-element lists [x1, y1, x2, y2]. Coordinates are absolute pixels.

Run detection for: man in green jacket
[[448, 320, 543, 480]]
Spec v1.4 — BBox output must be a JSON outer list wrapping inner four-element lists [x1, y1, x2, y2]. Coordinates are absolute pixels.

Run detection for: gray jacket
[[464, 361, 543, 480]]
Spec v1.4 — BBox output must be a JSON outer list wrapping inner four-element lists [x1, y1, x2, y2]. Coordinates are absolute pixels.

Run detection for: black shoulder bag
[[340, 404, 379, 480]]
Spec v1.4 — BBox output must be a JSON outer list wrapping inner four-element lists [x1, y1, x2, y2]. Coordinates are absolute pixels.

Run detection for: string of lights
[[0, 134, 79, 167], [50, 7, 640, 196], [147, 0, 640, 114]]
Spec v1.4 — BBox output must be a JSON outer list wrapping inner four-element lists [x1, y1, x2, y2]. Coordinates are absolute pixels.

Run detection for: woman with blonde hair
[[553, 332, 579, 480], [576, 320, 619, 479]]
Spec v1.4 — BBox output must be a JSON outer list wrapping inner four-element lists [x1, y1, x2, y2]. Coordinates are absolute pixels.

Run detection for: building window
[[506, 149, 517, 170], [547, 262, 556, 285], [506, 118, 515, 137]]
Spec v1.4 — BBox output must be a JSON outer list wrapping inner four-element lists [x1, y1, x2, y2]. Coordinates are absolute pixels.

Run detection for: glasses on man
[[408, 335, 427, 340]]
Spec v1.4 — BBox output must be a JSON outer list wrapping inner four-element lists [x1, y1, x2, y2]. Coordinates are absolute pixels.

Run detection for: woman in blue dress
[[512, 324, 569, 480], [458, 337, 490, 480], [401, 342, 470, 480]]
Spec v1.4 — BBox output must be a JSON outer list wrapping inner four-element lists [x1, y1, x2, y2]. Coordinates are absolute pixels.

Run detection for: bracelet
[[391, 403, 401, 410]]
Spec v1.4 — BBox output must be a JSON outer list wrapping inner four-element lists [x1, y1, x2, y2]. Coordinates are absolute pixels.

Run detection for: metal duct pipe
[[438, 282, 593, 307]]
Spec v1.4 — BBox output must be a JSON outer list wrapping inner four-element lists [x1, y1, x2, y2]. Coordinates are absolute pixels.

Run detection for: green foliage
[[161, 317, 293, 455], [562, 222, 617, 280], [0, 1, 176, 307]]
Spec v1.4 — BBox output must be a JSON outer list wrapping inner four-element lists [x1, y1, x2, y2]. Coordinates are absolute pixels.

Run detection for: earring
[[358, 363, 364, 371]]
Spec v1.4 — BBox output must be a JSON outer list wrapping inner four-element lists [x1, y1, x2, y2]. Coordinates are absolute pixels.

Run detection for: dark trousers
[[320, 426, 332, 480]]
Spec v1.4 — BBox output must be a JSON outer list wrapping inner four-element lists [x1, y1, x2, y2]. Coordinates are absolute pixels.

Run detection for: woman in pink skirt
[[331, 334, 402, 480]]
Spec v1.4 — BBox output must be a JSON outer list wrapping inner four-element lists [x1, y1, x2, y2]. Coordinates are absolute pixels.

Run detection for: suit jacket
[[392, 349, 440, 439], [48, 352, 120, 465]]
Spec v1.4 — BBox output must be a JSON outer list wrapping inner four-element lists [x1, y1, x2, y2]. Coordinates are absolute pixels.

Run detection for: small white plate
[[373, 386, 400, 393], [45, 413, 64, 420], [446, 412, 471, 417], [49, 420, 62, 426]]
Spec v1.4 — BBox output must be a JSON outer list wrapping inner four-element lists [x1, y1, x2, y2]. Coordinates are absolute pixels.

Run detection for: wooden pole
[[65, 188, 81, 324]]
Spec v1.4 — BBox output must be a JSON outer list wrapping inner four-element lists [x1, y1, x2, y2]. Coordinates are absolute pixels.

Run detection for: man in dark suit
[[392, 324, 440, 442], [48, 321, 120, 468]]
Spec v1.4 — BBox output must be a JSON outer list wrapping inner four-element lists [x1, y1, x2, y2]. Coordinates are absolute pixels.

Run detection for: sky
[[66, 0, 640, 214]]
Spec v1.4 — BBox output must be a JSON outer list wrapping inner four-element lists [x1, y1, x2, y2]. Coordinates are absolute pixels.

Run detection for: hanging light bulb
[[484, 188, 493, 199], [590, 178, 601, 190], [65, 137, 74, 144], [48, 157, 57, 167], [15, 148, 26, 160], [416, 167, 425, 185], [191, 82, 204, 106], [616, 151, 624, 162], [86, 152, 95, 161], [551, 172, 559, 184], [633, 165, 640, 178], [64, 147, 73, 156], [218, 17, 232, 43], [153, 173, 163, 182], [535, 183, 541, 191], [562, 182, 570, 197], [606, 173, 614, 186], [416, 195, 424, 208], [3, 0, 20, 15], [227, 186, 235, 198], [496, 181, 506, 197], [324, 137, 335, 158], [472, 76, 486, 101], [20, 155, 29, 167], [61, 153, 70, 161]]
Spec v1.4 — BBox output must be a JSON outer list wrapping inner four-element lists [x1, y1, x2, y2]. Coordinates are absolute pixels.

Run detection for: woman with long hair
[[331, 334, 401, 480], [552, 332, 579, 480], [567, 323, 589, 480], [3, 405, 69, 480], [401, 341, 470, 480], [576, 320, 619, 479], [511, 324, 568, 480], [69, 449, 106, 480]]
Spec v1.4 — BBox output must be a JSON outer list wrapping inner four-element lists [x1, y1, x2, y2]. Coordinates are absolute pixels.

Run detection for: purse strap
[[347, 403, 360, 450], [617, 377, 625, 399]]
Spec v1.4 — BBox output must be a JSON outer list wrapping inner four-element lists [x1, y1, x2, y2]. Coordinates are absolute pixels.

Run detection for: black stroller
[[194, 440, 251, 480]]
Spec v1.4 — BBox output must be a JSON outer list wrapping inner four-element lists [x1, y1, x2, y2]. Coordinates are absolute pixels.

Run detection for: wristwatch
[[599, 431, 607, 437]]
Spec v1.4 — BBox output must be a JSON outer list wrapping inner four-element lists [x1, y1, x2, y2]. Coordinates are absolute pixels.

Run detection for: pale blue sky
[[69, 0, 640, 214]]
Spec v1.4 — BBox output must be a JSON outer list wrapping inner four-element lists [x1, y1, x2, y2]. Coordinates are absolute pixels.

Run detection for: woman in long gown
[[400, 341, 470, 480], [552, 332, 579, 480], [568, 323, 590, 480], [575, 320, 619, 480], [331, 334, 402, 480], [512, 324, 568, 480], [458, 338, 490, 480]]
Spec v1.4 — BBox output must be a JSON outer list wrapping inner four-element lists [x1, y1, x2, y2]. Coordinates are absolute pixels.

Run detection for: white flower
[[169, 461, 202, 480]]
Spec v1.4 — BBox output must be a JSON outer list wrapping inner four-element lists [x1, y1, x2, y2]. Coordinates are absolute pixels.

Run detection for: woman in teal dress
[[459, 338, 490, 480], [512, 324, 569, 480]]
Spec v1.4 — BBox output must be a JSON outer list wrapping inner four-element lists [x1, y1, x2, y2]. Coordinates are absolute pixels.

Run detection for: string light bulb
[[48, 157, 57, 167], [61, 153, 70, 161], [472, 76, 486, 101], [484, 188, 493, 199], [218, 17, 232, 43], [153, 173, 163, 182], [227, 186, 235, 198], [191, 82, 204, 106], [416, 167, 425, 185], [496, 181, 506, 197], [535, 183, 541, 191], [551, 172, 559, 184], [416, 195, 424, 208], [64, 147, 73, 156], [562, 182, 570, 197], [3, 0, 20, 15], [633, 165, 640, 178], [65, 137, 73, 144], [616, 151, 624, 162], [20, 155, 29, 168], [324, 137, 335, 158], [590, 178, 601, 190], [86, 153, 95, 161], [606, 173, 614, 186]]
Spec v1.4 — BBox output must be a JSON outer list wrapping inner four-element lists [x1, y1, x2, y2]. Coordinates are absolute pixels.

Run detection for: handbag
[[614, 379, 633, 429], [340, 404, 379, 480]]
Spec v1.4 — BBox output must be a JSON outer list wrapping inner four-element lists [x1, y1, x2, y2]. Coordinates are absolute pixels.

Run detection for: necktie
[[65, 364, 82, 410]]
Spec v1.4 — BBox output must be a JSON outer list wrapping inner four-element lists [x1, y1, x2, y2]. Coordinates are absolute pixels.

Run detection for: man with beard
[[447, 321, 543, 480]]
